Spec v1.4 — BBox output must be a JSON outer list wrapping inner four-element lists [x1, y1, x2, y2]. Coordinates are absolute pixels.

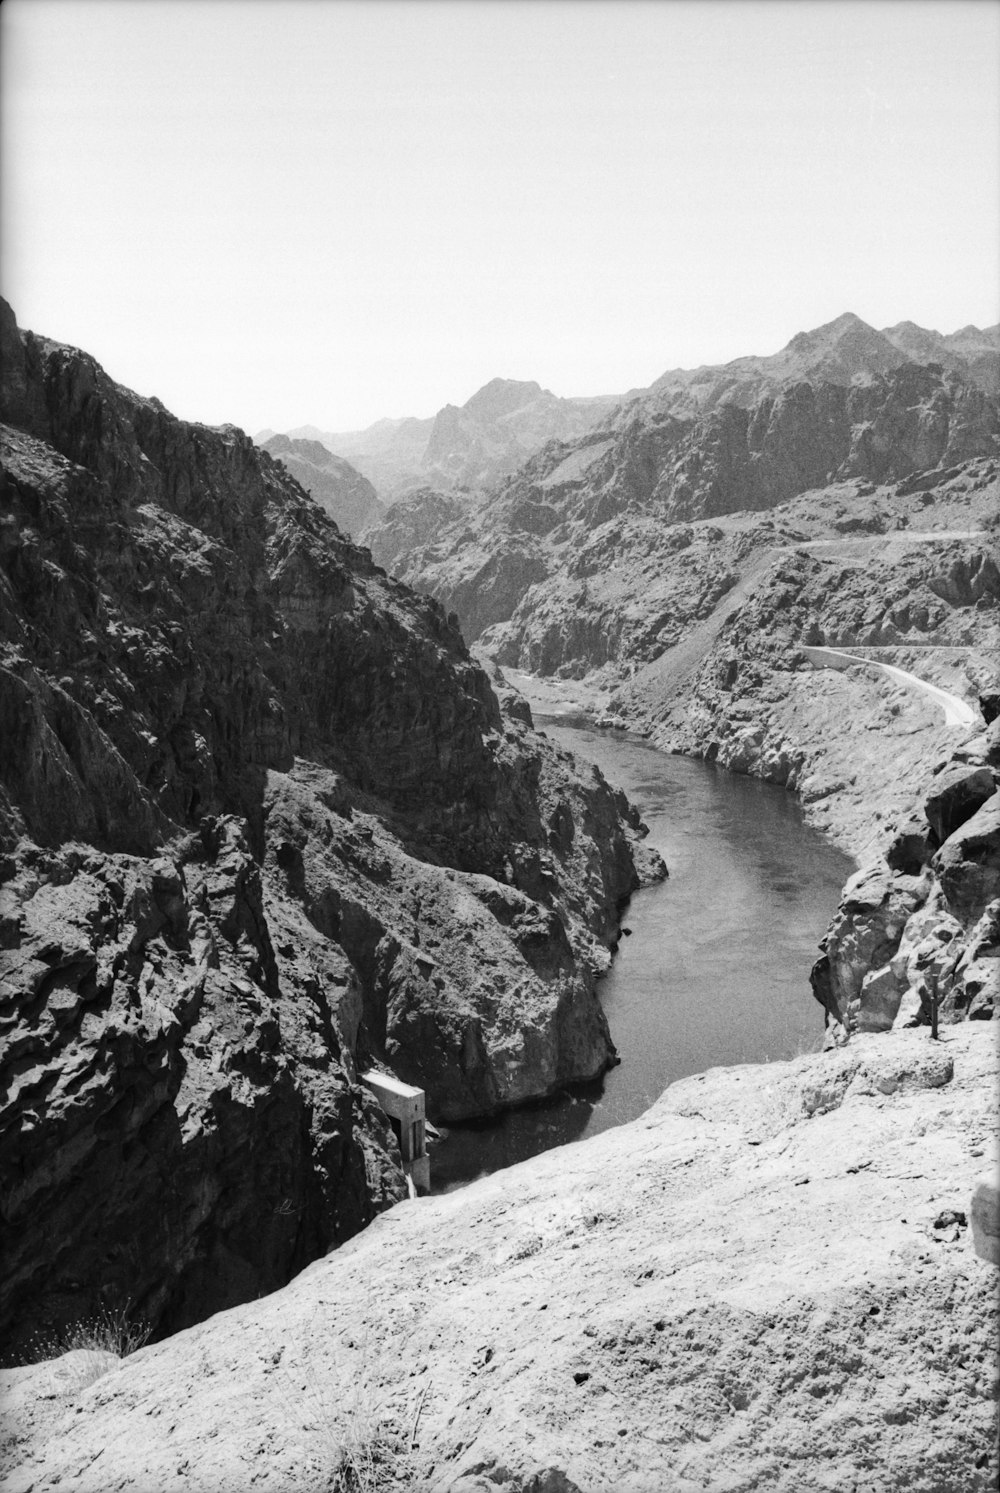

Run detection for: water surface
[[430, 717, 854, 1192]]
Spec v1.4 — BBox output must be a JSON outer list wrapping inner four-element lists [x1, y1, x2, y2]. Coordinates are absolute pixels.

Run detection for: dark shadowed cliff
[[0, 300, 661, 1350]]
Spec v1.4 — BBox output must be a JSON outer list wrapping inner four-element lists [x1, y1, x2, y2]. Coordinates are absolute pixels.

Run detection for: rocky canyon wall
[[0, 300, 660, 1351]]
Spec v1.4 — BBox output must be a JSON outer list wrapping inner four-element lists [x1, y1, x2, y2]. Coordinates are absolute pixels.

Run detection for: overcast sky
[[2, 0, 998, 435]]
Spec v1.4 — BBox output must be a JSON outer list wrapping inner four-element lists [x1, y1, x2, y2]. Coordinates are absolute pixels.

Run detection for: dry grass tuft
[[7, 1304, 152, 1368]]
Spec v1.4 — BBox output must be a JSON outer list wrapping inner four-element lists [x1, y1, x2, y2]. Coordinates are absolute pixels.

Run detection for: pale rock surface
[[970, 1162, 1000, 1266], [1, 1024, 996, 1493]]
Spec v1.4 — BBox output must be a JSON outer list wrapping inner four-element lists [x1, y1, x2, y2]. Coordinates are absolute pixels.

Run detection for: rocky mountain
[[0, 300, 660, 1351], [883, 319, 1000, 392], [272, 378, 622, 502], [368, 314, 1000, 1054], [643, 312, 999, 418], [369, 353, 999, 643], [265, 414, 434, 505], [257, 433, 385, 538]]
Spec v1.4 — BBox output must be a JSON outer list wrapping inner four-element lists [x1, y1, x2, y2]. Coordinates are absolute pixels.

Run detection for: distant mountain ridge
[[260, 315, 998, 505], [365, 316, 999, 643], [260, 377, 623, 501], [641, 313, 1000, 419]]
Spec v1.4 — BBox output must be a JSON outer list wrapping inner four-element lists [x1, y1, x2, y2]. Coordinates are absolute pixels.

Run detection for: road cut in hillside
[[802, 646, 979, 727], [3, 1023, 997, 1493]]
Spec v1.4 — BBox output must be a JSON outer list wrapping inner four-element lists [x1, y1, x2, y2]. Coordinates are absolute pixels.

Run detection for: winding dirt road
[[802, 645, 979, 727]]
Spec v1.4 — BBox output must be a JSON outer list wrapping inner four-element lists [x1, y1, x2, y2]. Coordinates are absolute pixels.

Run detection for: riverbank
[[429, 718, 853, 1191], [4, 1021, 996, 1492], [477, 465, 1000, 866]]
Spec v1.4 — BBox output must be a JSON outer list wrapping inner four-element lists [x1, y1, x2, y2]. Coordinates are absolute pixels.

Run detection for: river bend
[[429, 716, 854, 1192]]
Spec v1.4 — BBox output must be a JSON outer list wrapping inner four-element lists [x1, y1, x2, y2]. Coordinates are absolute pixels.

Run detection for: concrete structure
[[361, 1070, 430, 1193]]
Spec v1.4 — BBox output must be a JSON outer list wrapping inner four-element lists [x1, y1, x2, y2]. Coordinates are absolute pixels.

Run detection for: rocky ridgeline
[[272, 377, 621, 503], [365, 317, 999, 642], [0, 300, 661, 1349], [258, 434, 386, 538]]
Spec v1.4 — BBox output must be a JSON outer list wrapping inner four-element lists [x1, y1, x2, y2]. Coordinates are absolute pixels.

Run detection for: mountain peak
[[826, 311, 872, 333], [784, 312, 878, 354], [462, 378, 547, 422]]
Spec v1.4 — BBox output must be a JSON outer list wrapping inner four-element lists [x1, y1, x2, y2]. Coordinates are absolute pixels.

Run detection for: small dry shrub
[[282, 1328, 430, 1493], [9, 1305, 152, 1367]]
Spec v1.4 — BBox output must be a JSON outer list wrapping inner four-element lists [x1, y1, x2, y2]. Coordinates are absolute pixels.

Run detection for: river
[[428, 714, 855, 1193]]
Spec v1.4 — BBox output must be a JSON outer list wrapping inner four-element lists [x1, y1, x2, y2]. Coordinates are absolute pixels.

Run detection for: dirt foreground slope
[[3, 1023, 996, 1493]]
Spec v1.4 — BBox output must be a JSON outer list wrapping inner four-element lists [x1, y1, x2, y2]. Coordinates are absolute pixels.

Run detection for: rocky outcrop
[[0, 299, 660, 1352], [3, 1021, 996, 1492], [258, 434, 385, 537], [364, 486, 477, 577], [811, 724, 1000, 1036], [0, 820, 402, 1346]]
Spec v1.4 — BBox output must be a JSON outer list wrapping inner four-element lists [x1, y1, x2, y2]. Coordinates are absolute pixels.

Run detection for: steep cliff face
[[363, 485, 475, 577], [0, 300, 659, 1350], [812, 723, 1000, 1039], [258, 434, 385, 538]]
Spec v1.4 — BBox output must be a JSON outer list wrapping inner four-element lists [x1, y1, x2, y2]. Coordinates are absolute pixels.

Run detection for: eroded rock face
[[811, 725, 1000, 1036], [1, 821, 400, 1344], [258, 434, 385, 538], [0, 299, 659, 1349]]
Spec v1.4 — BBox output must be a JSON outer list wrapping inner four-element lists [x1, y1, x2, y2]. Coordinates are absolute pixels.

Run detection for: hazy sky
[[2, 0, 998, 434]]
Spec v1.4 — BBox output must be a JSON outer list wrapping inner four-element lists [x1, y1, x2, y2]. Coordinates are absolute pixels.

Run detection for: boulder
[[811, 864, 927, 1029], [885, 812, 933, 874], [924, 765, 997, 845], [933, 793, 1000, 924]]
